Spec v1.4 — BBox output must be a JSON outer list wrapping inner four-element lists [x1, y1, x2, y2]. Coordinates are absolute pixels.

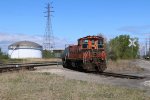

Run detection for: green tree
[[108, 35, 139, 60], [42, 50, 55, 58], [0, 48, 9, 59]]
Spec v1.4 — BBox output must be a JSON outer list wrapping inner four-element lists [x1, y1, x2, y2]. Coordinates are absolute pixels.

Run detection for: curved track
[[99, 72, 145, 79], [62, 66, 146, 80], [0, 62, 146, 80], [0, 62, 61, 73]]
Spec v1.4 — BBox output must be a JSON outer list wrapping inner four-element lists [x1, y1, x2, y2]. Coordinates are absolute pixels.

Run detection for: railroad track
[[64, 67, 146, 80], [99, 72, 145, 79], [0, 62, 61, 73], [0, 62, 146, 80]]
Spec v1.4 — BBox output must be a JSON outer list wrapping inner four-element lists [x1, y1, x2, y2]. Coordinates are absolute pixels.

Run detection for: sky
[[0, 0, 150, 52]]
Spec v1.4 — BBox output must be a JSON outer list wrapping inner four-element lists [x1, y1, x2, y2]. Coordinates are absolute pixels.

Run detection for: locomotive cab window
[[98, 40, 103, 48], [82, 39, 88, 48], [78, 40, 81, 46], [92, 40, 95, 45]]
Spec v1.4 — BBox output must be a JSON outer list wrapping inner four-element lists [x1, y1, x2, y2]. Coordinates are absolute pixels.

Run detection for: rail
[[0, 62, 146, 80], [99, 72, 145, 79], [0, 62, 61, 73]]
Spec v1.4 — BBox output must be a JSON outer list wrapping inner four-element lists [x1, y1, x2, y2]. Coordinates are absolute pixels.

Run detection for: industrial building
[[53, 49, 64, 58], [8, 41, 43, 59]]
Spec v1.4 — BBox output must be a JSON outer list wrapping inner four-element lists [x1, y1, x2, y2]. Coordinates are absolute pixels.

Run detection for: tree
[[0, 48, 2, 55], [108, 35, 139, 60], [42, 50, 55, 58], [0, 48, 9, 59]]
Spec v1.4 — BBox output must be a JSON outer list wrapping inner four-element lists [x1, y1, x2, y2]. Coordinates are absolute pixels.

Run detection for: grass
[[23, 58, 62, 62], [106, 60, 144, 73], [0, 71, 149, 100]]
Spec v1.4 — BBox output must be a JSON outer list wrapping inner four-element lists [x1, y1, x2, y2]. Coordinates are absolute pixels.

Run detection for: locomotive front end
[[79, 36, 107, 72]]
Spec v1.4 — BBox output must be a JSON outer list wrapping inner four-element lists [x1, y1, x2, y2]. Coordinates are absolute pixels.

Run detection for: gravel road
[[133, 59, 150, 76], [34, 59, 150, 92]]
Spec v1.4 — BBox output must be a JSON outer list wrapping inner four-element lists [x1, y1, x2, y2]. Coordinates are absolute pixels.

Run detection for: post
[[129, 38, 136, 59], [132, 45, 134, 59], [57, 57, 58, 67]]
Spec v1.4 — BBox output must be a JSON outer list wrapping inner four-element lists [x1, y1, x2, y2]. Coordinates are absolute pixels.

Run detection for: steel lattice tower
[[43, 2, 54, 51]]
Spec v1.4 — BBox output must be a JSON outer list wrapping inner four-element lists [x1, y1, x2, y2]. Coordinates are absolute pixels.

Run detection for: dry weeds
[[6, 58, 62, 64], [0, 71, 149, 100], [22, 58, 62, 63], [106, 60, 144, 73]]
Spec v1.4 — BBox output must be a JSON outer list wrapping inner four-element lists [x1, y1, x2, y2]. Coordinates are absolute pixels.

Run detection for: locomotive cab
[[78, 36, 104, 50]]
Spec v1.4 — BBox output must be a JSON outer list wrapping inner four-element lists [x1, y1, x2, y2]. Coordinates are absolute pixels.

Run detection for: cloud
[[0, 32, 70, 53], [118, 25, 150, 34], [0, 33, 41, 42], [144, 33, 150, 36]]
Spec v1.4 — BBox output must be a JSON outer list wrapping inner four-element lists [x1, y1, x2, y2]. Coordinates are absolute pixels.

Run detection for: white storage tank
[[8, 41, 43, 59]]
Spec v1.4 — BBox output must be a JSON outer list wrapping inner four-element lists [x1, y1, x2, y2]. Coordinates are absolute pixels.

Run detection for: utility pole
[[43, 2, 55, 52], [143, 46, 145, 57], [145, 38, 148, 56], [145, 38, 147, 56], [149, 37, 150, 56], [129, 38, 136, 59]]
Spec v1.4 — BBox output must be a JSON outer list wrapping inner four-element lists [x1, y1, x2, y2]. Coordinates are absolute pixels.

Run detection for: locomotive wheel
[[82, 63, 97, 72], [97, 61, 107, 72], [97, 65, 106, 72], [62, 60, 68, 68]]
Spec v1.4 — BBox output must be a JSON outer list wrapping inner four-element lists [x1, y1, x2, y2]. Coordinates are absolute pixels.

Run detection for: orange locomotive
[[62, 36, 107, 72]]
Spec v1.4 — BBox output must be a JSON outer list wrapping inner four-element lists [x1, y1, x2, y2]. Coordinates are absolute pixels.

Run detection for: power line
[[43, 2, 55, 51]]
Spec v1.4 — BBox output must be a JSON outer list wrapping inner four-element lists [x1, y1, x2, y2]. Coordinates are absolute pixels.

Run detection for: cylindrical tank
[[8, 41, 43, 59]]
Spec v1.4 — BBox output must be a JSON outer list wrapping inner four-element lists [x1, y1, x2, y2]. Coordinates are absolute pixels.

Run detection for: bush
[[0, 48, 9, 60], [42, 50, 55, 58], [108, 35, 139, 60], [108, 51, 117, 61]]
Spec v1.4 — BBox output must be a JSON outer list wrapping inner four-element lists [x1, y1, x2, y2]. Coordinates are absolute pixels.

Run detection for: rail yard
[[0, 60, 145, 79], [0, 59, 149, 85], [34, 59, 150, 89], [1, 0, 150, 99]]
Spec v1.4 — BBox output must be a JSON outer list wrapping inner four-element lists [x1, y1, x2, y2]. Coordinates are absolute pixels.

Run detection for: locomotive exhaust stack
[[62, 36, 107, 72]]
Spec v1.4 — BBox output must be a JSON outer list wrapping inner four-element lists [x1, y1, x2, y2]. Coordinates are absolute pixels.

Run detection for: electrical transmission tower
[[43, 2, 55, 52]]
